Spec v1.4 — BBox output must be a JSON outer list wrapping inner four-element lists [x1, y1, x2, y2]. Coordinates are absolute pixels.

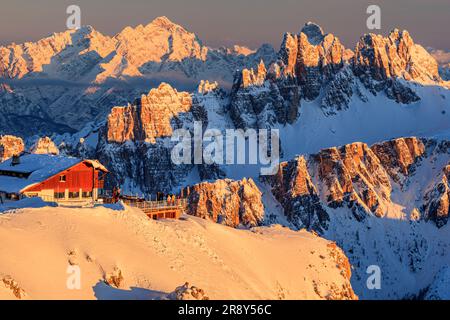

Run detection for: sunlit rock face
[[230, 61, 299, 129], [107, 83, 193, 144], [0, 135, 24, 161], [264, 137, 449, 230], [371, 137, 426, 182], [229, 24, 446, 124], [295, 23, 347, 100], [354, 29, 440, 84], [99, 83, 195, 194], [352, 29, 443, 104], [30, 137, 60, 155], [276, 22, 348, 100], [186, 178, 265, 228], [197, 80, 219, 95], [228, 22, 347, 129], [97, 82, 226, 195], [0, 16, 277, 137]]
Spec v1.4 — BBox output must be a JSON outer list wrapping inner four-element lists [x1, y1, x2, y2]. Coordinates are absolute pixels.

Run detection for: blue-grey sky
[[1, 0, 449, 50]]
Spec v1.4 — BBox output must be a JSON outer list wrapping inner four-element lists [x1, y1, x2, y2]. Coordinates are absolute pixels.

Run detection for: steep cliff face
[[229, 22, 346, 128], [354, 29, 440, 84], [265, 137, 448, 230], [98, 83, 196, 194], [275, 22, 348, 100], [229, 24, 446, 126], [230, 73, 299, 129], [0, 135, 24, 161], [295, 23, 347, 100], [186, 178, 264, 227], [30, 137, 59, 155], [107, 83, 193, 144], [371, 137, 425, 182], [263, 137, 450, 299], [349, 29, 442, 105], [268, 157, 329, 232], [96, 82, 228, 194]]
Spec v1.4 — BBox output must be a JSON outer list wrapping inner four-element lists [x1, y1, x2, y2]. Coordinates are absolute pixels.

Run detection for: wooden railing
[[121, 198, 187, 211]]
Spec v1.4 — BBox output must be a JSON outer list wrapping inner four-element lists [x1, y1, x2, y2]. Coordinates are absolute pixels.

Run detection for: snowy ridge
[[0, 16, 276, 136], [0, 205, 356, 300], [263, 137, 450, 299]]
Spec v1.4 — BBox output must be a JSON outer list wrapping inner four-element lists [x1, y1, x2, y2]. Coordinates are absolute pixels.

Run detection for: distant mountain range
[[1, 16, 450, 300], [0, 16, 275, 136]]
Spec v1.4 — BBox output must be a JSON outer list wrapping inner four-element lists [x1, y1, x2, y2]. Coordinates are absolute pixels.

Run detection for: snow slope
[[0, 204, 355, 300]]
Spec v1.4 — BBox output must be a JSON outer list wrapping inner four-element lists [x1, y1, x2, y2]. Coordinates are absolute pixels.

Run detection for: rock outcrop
[[229, 24, 444, 125], [422, 164, 450, 227], [30, 136, 60, 155], [186, 178, 265, 228], [104, 267, 124, 289], [265, 137, 449, 230], [371, 137, 425, 182], [97, 82, 227, 194], [197, 80, 219, 95], [293, 22, 347, 100], [107, 83, 192, 144], [354, 29, 440, 84], [268, 156, 329, 231], [167, 282, 209, 300], [0, 135, 24, 161], [1, 275, 26, 299]]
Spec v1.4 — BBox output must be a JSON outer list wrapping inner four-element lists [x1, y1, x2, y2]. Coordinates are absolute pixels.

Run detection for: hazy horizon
[[0, 0, 449, 51]]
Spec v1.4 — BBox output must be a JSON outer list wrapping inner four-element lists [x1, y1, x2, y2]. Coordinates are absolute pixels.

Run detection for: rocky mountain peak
[[197, 80, 219, 94], [147, 16, 178, 29], [268, 23, 347, 100], [354, 28, 440, 84], [30, 136, 60, 155], [0, 135, 24, 161], [264, 137, 449, 231], [106, 83, 192, 144], [236, 60, 267, 88], [300, 22, 325, 45], [114, 16, 207, 68]]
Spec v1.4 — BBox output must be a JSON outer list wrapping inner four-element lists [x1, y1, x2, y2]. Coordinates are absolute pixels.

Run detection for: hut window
[[82, 191, 92, 198], [69, 191, 80, 199], [54, 192, 65, 199], [59, 175, 66, 182]]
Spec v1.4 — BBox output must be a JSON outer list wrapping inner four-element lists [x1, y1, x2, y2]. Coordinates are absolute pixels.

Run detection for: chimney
[[11, 154, 21, 166]]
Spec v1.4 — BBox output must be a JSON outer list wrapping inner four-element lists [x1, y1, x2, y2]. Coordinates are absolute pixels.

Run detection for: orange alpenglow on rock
[[0, 135, 24, 161], [106, 83, 192, 144], [186, 178, 265, 228], [30, 137, 60, 155]]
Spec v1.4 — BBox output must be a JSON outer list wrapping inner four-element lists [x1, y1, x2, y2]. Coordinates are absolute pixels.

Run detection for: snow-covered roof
[[0, 154, 107, 194], [83, 159, 109, 173]]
